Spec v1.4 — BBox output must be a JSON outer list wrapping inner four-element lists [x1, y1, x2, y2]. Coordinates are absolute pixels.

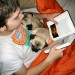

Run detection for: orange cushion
[[36, 0, 64, 14]]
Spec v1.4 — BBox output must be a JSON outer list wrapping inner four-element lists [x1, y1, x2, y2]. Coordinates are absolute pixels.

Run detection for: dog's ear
[[26, 24, 33, 30], [28, 13, 33, 16], [22, 12, 28, 19], [30, 34, 36, 40]]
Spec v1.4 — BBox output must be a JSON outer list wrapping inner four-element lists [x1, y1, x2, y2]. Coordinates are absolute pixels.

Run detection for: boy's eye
[[14, 12, 21, 20], [14, 16, 19, 20]]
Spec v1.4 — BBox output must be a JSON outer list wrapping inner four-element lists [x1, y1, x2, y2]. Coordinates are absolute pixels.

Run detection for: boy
[[0, 0, 65, 75]]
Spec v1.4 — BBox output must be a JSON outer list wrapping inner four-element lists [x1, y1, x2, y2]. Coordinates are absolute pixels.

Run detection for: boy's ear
[[0, 26, 6, 32]]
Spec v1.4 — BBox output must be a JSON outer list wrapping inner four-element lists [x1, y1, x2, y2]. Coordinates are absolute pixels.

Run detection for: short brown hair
[[0, 0, 20, 27]]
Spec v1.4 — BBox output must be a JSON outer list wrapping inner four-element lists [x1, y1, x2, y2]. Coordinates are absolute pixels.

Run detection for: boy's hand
[[46, 43, 66, 63], [46, 13, 60, 24]]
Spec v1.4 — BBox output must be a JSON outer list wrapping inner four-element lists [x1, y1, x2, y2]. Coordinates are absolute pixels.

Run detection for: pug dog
[[22, 12, 51, 52], [30, 28, 51, 52]]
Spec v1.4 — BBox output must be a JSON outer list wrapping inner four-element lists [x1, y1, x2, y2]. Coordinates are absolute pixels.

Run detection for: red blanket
[[29, 0, 75, 75], [36, 0, 64, 14], [29, 40, 75, 75]]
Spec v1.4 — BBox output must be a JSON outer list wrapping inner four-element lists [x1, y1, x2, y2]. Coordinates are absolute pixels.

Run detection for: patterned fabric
[[12, 25, 30, 46], [19, 0, 36, 9]]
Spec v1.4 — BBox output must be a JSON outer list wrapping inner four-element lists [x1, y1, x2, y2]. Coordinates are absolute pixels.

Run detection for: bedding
[[0, 0, 75, 74]]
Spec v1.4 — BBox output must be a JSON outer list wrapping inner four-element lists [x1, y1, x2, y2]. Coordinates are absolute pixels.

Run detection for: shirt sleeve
[[0, 42, 24, 75], [1, 54, 23, 75]]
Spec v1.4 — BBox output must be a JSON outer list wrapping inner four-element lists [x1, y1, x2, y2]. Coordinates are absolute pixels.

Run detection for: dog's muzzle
[[31, 44, 40, 52]]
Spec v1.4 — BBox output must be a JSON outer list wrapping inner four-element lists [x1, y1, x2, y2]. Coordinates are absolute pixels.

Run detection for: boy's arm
[[22, 11, 59, 24], [33, 13, 60, 24], [14, 56, 54, 75], [14, 44, 65, 75]]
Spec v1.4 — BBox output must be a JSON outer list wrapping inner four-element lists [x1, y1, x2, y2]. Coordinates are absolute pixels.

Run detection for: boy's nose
[[19, 13, 24, 20]]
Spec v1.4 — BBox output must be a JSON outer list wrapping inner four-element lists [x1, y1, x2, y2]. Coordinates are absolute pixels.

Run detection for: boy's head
[[0, 0, 24, 31]]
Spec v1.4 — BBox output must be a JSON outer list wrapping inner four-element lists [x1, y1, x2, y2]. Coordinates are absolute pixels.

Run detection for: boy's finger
[[51, 19, 58, 24], [58, 52, 63, 58], [57, 48, 66, 53], [51, 43, 60, 50]]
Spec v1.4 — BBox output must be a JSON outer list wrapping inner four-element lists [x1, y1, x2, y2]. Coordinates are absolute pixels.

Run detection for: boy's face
[[6, 8, 24, 31]]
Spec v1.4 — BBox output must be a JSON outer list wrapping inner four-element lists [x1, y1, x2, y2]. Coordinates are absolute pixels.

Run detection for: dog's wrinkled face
[[22, 12, 44, 31], [22, 13, 33, 30], [30, 34, 48, 52]]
